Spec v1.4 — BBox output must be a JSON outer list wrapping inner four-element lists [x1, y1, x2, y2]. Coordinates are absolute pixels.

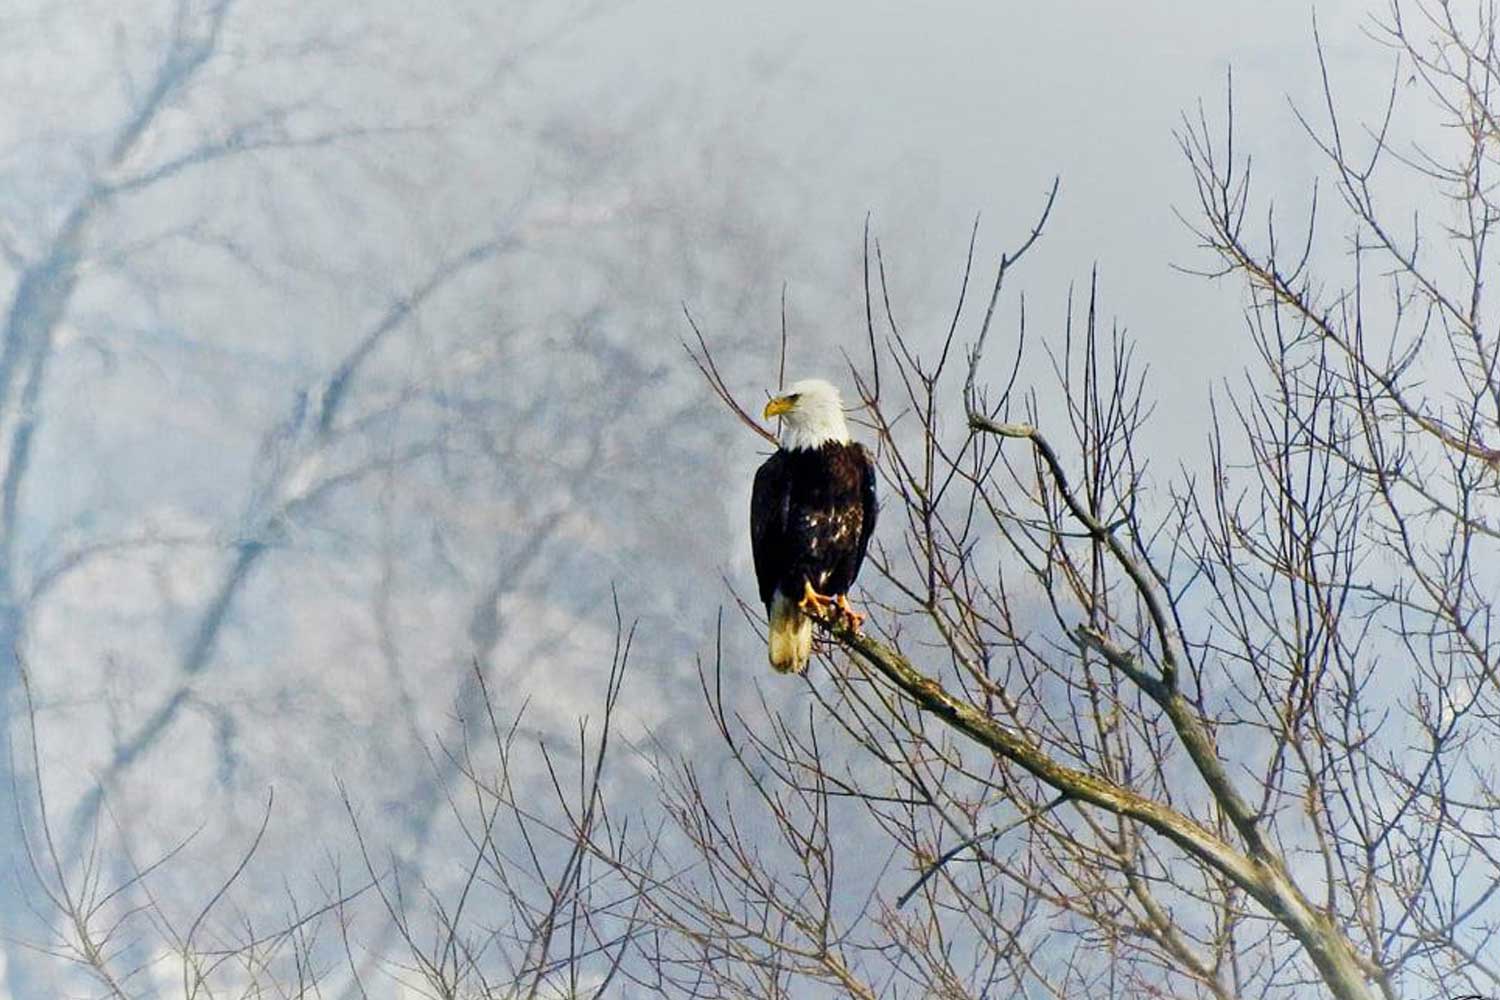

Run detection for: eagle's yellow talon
[[798, 580, 836, 616], [836, 594, 865, 632]]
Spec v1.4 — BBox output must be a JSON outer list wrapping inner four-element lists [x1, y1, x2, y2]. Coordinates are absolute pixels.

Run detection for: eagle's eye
[[788, 393, 801, 403]]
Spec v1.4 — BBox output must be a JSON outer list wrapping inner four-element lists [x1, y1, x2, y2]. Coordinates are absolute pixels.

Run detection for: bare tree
[[548, 4, 1500, 999]]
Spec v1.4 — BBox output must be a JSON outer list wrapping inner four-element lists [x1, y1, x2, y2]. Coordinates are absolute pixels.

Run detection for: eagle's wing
[[852, 444, 878, 576], [750, 452, 790, 607]]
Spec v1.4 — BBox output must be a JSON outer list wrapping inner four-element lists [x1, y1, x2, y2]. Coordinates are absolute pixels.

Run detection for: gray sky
[[558, 0, 1386, 441]]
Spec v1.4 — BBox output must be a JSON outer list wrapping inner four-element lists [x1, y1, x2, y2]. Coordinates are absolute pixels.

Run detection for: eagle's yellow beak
[[764, 395, 795, 419]]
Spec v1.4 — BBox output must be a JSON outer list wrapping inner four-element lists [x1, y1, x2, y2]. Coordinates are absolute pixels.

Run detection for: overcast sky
[[549, 0, 1388, 445]]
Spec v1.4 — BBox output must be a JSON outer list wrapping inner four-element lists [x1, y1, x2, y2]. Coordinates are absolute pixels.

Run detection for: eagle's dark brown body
[[751, 440, 877, 670]]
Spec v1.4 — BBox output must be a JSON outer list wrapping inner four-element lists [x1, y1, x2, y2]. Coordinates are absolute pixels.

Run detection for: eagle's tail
[[767, 591, 813, 674]]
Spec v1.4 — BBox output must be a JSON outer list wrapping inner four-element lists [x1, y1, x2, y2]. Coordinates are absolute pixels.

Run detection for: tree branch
[[813, 612, 1381, 1000]]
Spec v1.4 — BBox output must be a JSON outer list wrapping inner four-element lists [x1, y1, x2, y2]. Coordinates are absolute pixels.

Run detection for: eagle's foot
[[835, 594, 866, 633], [798, 580, 837, 618]]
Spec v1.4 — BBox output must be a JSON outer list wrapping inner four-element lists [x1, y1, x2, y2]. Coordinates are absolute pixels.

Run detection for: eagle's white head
[[763, 378, 851, 451]]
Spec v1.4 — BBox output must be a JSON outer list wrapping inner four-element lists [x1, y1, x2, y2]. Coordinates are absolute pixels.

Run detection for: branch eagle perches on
[[804, 605, 1379, 1000]]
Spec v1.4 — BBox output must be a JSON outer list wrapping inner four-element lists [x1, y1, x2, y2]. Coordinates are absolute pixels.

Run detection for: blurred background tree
[[0, 0, 807, 993]]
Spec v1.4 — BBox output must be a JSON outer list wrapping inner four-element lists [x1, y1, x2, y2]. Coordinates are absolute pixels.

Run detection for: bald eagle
[[751, 378, 877, 673]]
